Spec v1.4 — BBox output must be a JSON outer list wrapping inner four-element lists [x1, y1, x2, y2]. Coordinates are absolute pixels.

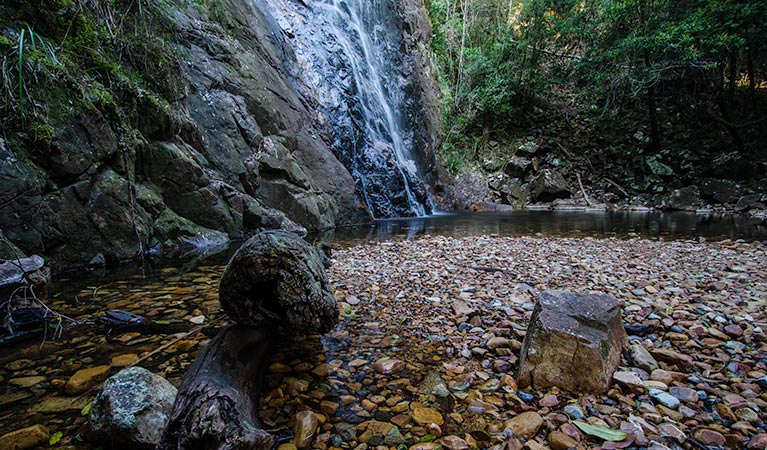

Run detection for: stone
[[503, 412, 543, 439], [9, 376, 45, 388], [29, 396, 90, 413], [663, 186, 702, 211], [486, 337, 510, 350], [293, 411, 319, 449], [375, 359, 405, 374], [748, 433, 767, 450], [0, 255, 45, 289], [668, 386, 698, 403], [649, 389, 680, 409], [548, 430, 578, 450], [0, 424, 49, 450], [65, 365, 111, 395], [111, 354, 139, 368], [649, 349, 693, 369], [518, 291, 626, 393], [530, 169, 572, 202], [692, 429, 725, 446], [441, 435, 469, 450], [89, 367, 177, 447], [452, 299, 476, 317], [630, 344, 659, 373], [613, 371, 645, 393], [412, 406, 444, 426], [563, 405, 584, 420]]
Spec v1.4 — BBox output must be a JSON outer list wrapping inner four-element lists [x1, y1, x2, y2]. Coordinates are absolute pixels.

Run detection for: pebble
[[649, 389, 680, 409], [563, 404, 584, 420], [613, 371, 645, 393], [668, 386, 698, 402], [0, 424, 49, 450], [293, 411, 319, 449], [548, 430, 579, 450], [9, 376, 46, 388], [412, 406, 444, 426], [503, 411, 543, 439], [693, 428, 725, 446], [64, 365, 111, 395], [374, 359, 405, 374]]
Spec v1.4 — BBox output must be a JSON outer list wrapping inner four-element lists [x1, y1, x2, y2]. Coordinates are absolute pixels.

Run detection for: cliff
[[0, 0, 440, 268]]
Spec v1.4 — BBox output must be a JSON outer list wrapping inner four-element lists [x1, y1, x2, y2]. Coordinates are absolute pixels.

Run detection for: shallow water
[[0, 210, 765, 447]]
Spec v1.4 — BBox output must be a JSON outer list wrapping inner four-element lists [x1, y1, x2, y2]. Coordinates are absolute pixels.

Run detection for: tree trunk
[[156, 325, 276, 450]]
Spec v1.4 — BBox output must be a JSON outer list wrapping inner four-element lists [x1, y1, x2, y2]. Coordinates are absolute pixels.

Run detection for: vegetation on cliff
[[427, 0, 767, 208]]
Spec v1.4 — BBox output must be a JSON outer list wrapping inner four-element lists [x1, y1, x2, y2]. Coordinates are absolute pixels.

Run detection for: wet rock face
[[0, 0, 376, 269], [88, 367, 177, 448], [264, 0, 439, 218], [518, 290, 626, 393], [219, 230, 338, 334]]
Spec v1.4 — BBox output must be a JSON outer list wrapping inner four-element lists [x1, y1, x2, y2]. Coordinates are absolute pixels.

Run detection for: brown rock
[[409, 444, 441, 450], [503, 411, 544, 440], [649, 349, 693, 369], [518, 291, 626, 393], [293, 411, 319, 449], [65, 365, 111, 395], [613, 371, 645, 393], [0, 424, 49, 450], [748, 433, 767, 450], [693, 429, 725, 446], [9, 376, 45, 388], [548, 430, 578, 450], [412, 406, 444, 426], [440, 435, 469, 450], [110, 354, 139, 368], [375, 359, 405, 374]]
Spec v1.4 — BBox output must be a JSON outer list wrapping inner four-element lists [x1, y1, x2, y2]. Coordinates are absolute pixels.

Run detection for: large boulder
[[219, 230, 338, 335], [529, 169, 572, 202], [88, 366, 177, 449], [518, 291, 626, 393], [662, 185, 703, 211]]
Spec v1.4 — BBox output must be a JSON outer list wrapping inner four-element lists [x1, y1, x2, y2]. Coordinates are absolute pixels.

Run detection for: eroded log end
[[219, 230, 338, 335]]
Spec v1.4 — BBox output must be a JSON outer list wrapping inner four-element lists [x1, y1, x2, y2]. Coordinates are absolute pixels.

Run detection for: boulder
[[504, 156, 533, 178], [518, 291, 626, 393], [699, 179, 742, 205], [0, 255, 46, 289], [529, 169, 572, 202], [662, 186, 703, 211], [89, 366, 177, 449], [735, 194, 763, 212]]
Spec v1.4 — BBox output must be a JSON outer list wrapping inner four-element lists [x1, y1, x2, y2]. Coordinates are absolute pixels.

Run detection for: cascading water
[[266, 0, 436, 219]]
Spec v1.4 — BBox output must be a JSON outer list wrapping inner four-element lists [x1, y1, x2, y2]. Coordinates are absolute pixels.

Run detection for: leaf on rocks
[[419, 434, 437, 443], [50, 431, 63, 445], [81, 401, 92, 416], [573, 421, 627, 441]]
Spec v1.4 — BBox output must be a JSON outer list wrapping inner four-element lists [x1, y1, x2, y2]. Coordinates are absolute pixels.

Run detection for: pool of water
[[324, 210, 767, 243]]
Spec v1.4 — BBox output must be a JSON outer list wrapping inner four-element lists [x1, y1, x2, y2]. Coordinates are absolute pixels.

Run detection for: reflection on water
[[319, 210, 767, 244]]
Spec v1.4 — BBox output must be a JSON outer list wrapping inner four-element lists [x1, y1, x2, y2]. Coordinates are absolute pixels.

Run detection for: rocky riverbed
[[1, 235, 766, 449]]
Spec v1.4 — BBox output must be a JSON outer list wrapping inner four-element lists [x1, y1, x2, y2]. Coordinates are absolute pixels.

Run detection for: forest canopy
[[427, 0, 767, 174]]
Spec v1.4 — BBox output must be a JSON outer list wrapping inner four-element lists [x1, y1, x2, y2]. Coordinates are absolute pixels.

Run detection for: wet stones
[[0, 424, 49, 450], [518, 291, 626, 393], [88, 367, 177, 448], [293, 411, 319, 449], [65, 365, 111, 395], [503, 411, 543, 439]]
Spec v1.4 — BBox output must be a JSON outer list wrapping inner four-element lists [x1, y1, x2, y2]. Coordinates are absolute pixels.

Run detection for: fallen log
[[156, 325, 275, 450], [157, 230, 338, 450]]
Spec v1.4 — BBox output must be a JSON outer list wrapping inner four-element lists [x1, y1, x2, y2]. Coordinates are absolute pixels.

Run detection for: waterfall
[[266, 0, 435, 219]]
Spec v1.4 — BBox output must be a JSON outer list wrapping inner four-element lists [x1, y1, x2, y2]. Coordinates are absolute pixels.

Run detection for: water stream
[[268, 0, 434, 218]]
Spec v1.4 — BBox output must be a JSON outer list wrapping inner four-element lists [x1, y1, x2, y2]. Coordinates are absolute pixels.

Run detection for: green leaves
[[49, 431, 63, 446], [573, 420, 627, 441]]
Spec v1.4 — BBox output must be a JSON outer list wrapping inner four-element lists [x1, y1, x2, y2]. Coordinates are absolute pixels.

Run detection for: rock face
[[530, 169, 572, 202], [518, 290, 626, 393], [89, 367, 177, 448], [219, 230, 338, 334], [2, 0, 442, 268]]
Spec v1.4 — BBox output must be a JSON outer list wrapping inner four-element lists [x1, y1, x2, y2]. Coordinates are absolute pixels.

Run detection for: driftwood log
[[157, 231, 338, 450]]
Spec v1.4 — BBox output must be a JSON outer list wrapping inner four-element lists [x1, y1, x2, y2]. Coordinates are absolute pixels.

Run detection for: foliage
[[427, 0, 767, 173]]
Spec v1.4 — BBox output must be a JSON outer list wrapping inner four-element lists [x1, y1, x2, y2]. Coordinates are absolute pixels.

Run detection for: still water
[[326, 210, 767, 243]]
